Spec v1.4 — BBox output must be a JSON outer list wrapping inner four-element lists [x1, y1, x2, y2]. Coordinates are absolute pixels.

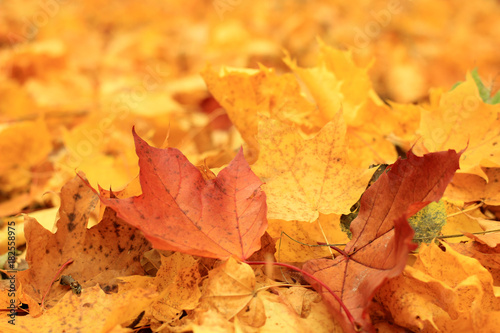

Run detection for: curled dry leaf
[[445, 167, 500, 205], [451, 241, 500, 286], [377, 242, 500, 332]]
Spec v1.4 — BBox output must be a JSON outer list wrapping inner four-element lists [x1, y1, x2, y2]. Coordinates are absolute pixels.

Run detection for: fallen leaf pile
[[1, 1, 500, 332]]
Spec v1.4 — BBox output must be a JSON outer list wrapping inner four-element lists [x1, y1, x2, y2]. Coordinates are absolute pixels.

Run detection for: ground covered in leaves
[[1, 1, 500, 332]]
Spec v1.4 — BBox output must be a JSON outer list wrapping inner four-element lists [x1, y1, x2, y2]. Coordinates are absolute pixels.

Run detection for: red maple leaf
[[89, 128, 267, 261], [303, 150, 462, 332]]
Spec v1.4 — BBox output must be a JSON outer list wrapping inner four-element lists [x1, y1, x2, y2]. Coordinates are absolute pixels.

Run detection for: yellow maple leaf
[[201, 64, 323, 156], [284, 42, 398, 166], [200, 257, 256, 320], [0, 285, 157, 333], [253, 111, 373, 221], [284, 42, 372, 124], [445, 168, 500, 205], [60, 114, 139, 189], [0, 118, 52, 193], [0, 118, 51, 173], [415, 72, 500, 177], [267, 214, 349, 263], [440, 200, 485, 243], [0, 80, 39, 122], [149, 252, 201, 329], [253, 290, 342, 333]]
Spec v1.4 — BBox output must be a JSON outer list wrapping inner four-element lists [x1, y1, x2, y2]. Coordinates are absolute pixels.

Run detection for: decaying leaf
[[409, 200, 447, 244]]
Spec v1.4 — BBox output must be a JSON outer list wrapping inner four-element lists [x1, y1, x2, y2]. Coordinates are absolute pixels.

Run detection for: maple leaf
[[444, 167, 500, 205], [453, 68, 500, 105], [201, 64, 322, 154], [201, 257, 257, 320], [92, 128, 267, 261], [17, 175, 152, 315], [451, 241, 500, 285], [149, 252, 202, 327], [253, 290, 340, 332], [267, 214, 349, 263], [0, 285, 157, 333], [283, 43, 371, 124], [61, 114, 140, 190], [195, 258, 340, 332], [415, 71, 500, 177], [302, 149, 462, 332], [462, 219, 500, 247], [377, 242, 500, 332], [0, 118, 52, 197], [284, 43, 399, 166], [253, 111, 373, 221]]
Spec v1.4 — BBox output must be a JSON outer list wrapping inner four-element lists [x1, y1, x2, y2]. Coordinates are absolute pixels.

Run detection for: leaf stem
[[316, 219, 335, 260], [446, 201, 483, 218], [318, 242, 350, 258], [422, 228, 500, 240], [245, 260, 358, 331], [254, 283, 300, 293], [283, 226, 500, 244], [280, 231, 347, 248]]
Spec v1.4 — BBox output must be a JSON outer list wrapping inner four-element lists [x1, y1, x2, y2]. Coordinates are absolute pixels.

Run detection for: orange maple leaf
[[303, 149, 462, 332], [92, 128, 268, 261]]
